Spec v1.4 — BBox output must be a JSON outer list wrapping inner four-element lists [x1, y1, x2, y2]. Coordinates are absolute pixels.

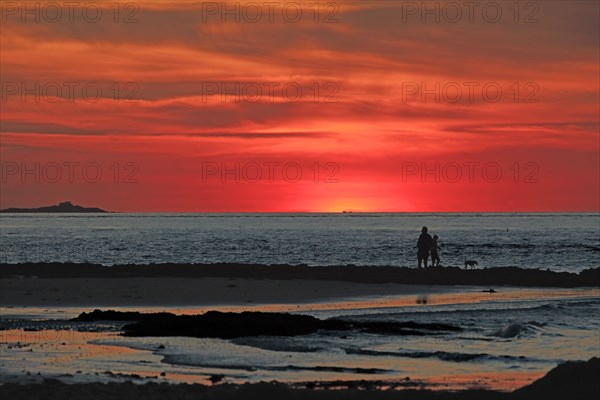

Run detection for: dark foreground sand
[[0, 276, 464, 307], [2, 263, 598, 399], [2, 263, 599, 287], [2, 263, 598, 308], [2, 358, 598, 400]]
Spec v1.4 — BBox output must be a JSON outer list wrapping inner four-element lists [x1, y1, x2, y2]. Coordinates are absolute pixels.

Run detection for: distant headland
[[0, 201, 107, 213]]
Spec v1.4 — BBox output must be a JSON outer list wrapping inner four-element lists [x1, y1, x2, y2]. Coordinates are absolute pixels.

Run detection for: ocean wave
[[0, 319, 124, 332], [338, 297, 600, 320], [344, 348, 533, 363], [490, 322, 544, 339], [231, 337, 325, 353], [161, 355, 393, 374], [557, 299, 600, 308], [460, 243, 600, 252]]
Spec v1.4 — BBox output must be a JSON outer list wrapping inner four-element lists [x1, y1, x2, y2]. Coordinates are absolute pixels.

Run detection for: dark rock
[[73, 309, 175, 322], [121, 311, 348, 339], [72, 310, 461, 339], [511, 357, 600, 399]]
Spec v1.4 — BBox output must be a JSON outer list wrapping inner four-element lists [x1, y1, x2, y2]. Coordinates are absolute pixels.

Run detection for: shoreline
[[1, 263, 599, 288], [1, 358, 598, 399], [2, 263, 598, 309], [0, 277, 462, 308], [2, 262, 598, 398], [1, 276, 597, 310]]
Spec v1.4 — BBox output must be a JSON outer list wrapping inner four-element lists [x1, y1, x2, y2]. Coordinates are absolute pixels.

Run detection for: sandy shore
[[0, 276, 457, 307], [2, 275, 597, 310], [2, 264, 599, 399], [0, 381, 510, 400], [1, 358, 598, 399], [2, 263, 599, 287], [2, 262, 598, 310]]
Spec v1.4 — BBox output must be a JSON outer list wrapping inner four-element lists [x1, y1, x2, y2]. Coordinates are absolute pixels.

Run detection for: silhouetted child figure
[[430, 235, 441, 267], [417, 226, 433, 268]]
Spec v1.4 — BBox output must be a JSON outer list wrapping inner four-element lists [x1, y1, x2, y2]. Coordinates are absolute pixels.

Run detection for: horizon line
[[110, 209, 599, 213]]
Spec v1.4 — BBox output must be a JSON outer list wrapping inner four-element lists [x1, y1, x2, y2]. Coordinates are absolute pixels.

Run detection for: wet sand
[[1, 276, 461, 308], [1, 357, 598, 399], [2, 263, 598, 287], [2, 263, 598, 399], [2, 275, 598, 310], [2, 261, 599, 320], [1, 262, 598, 308]]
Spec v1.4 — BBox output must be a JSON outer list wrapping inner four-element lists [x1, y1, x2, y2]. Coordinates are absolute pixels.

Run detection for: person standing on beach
[[417, 226, 433, 268], [430, 235, 441, 267]]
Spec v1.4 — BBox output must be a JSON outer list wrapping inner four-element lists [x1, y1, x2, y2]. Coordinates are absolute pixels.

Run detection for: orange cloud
[[1, 1, 598, 211]]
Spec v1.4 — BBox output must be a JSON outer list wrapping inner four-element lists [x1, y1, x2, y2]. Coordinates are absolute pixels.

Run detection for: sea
[[0, 212, 598, 271], [1, 212, 599, 390]]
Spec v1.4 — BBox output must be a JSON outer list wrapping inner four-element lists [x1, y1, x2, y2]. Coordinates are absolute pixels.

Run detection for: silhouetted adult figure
[[417, 226, 433, 268], [431, 234, 441, 267]]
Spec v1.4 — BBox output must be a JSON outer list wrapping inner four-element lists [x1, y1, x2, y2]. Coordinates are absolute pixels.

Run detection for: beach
[[1, 263, 599, 398], [3, 263, 598, 308], [1, 270, 598, 313], [0, 276, 470, 308], [2, 355, 599, 399]]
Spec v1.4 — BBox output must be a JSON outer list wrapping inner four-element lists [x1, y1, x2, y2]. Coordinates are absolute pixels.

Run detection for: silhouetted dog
[[464, 260, 478, 269]]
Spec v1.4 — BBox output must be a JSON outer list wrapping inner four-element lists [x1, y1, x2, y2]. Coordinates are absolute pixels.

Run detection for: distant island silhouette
[[0, 201, 107, 213]]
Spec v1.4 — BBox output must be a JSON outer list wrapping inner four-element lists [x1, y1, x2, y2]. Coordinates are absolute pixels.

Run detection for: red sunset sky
[[0, 0, 598, 212]]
